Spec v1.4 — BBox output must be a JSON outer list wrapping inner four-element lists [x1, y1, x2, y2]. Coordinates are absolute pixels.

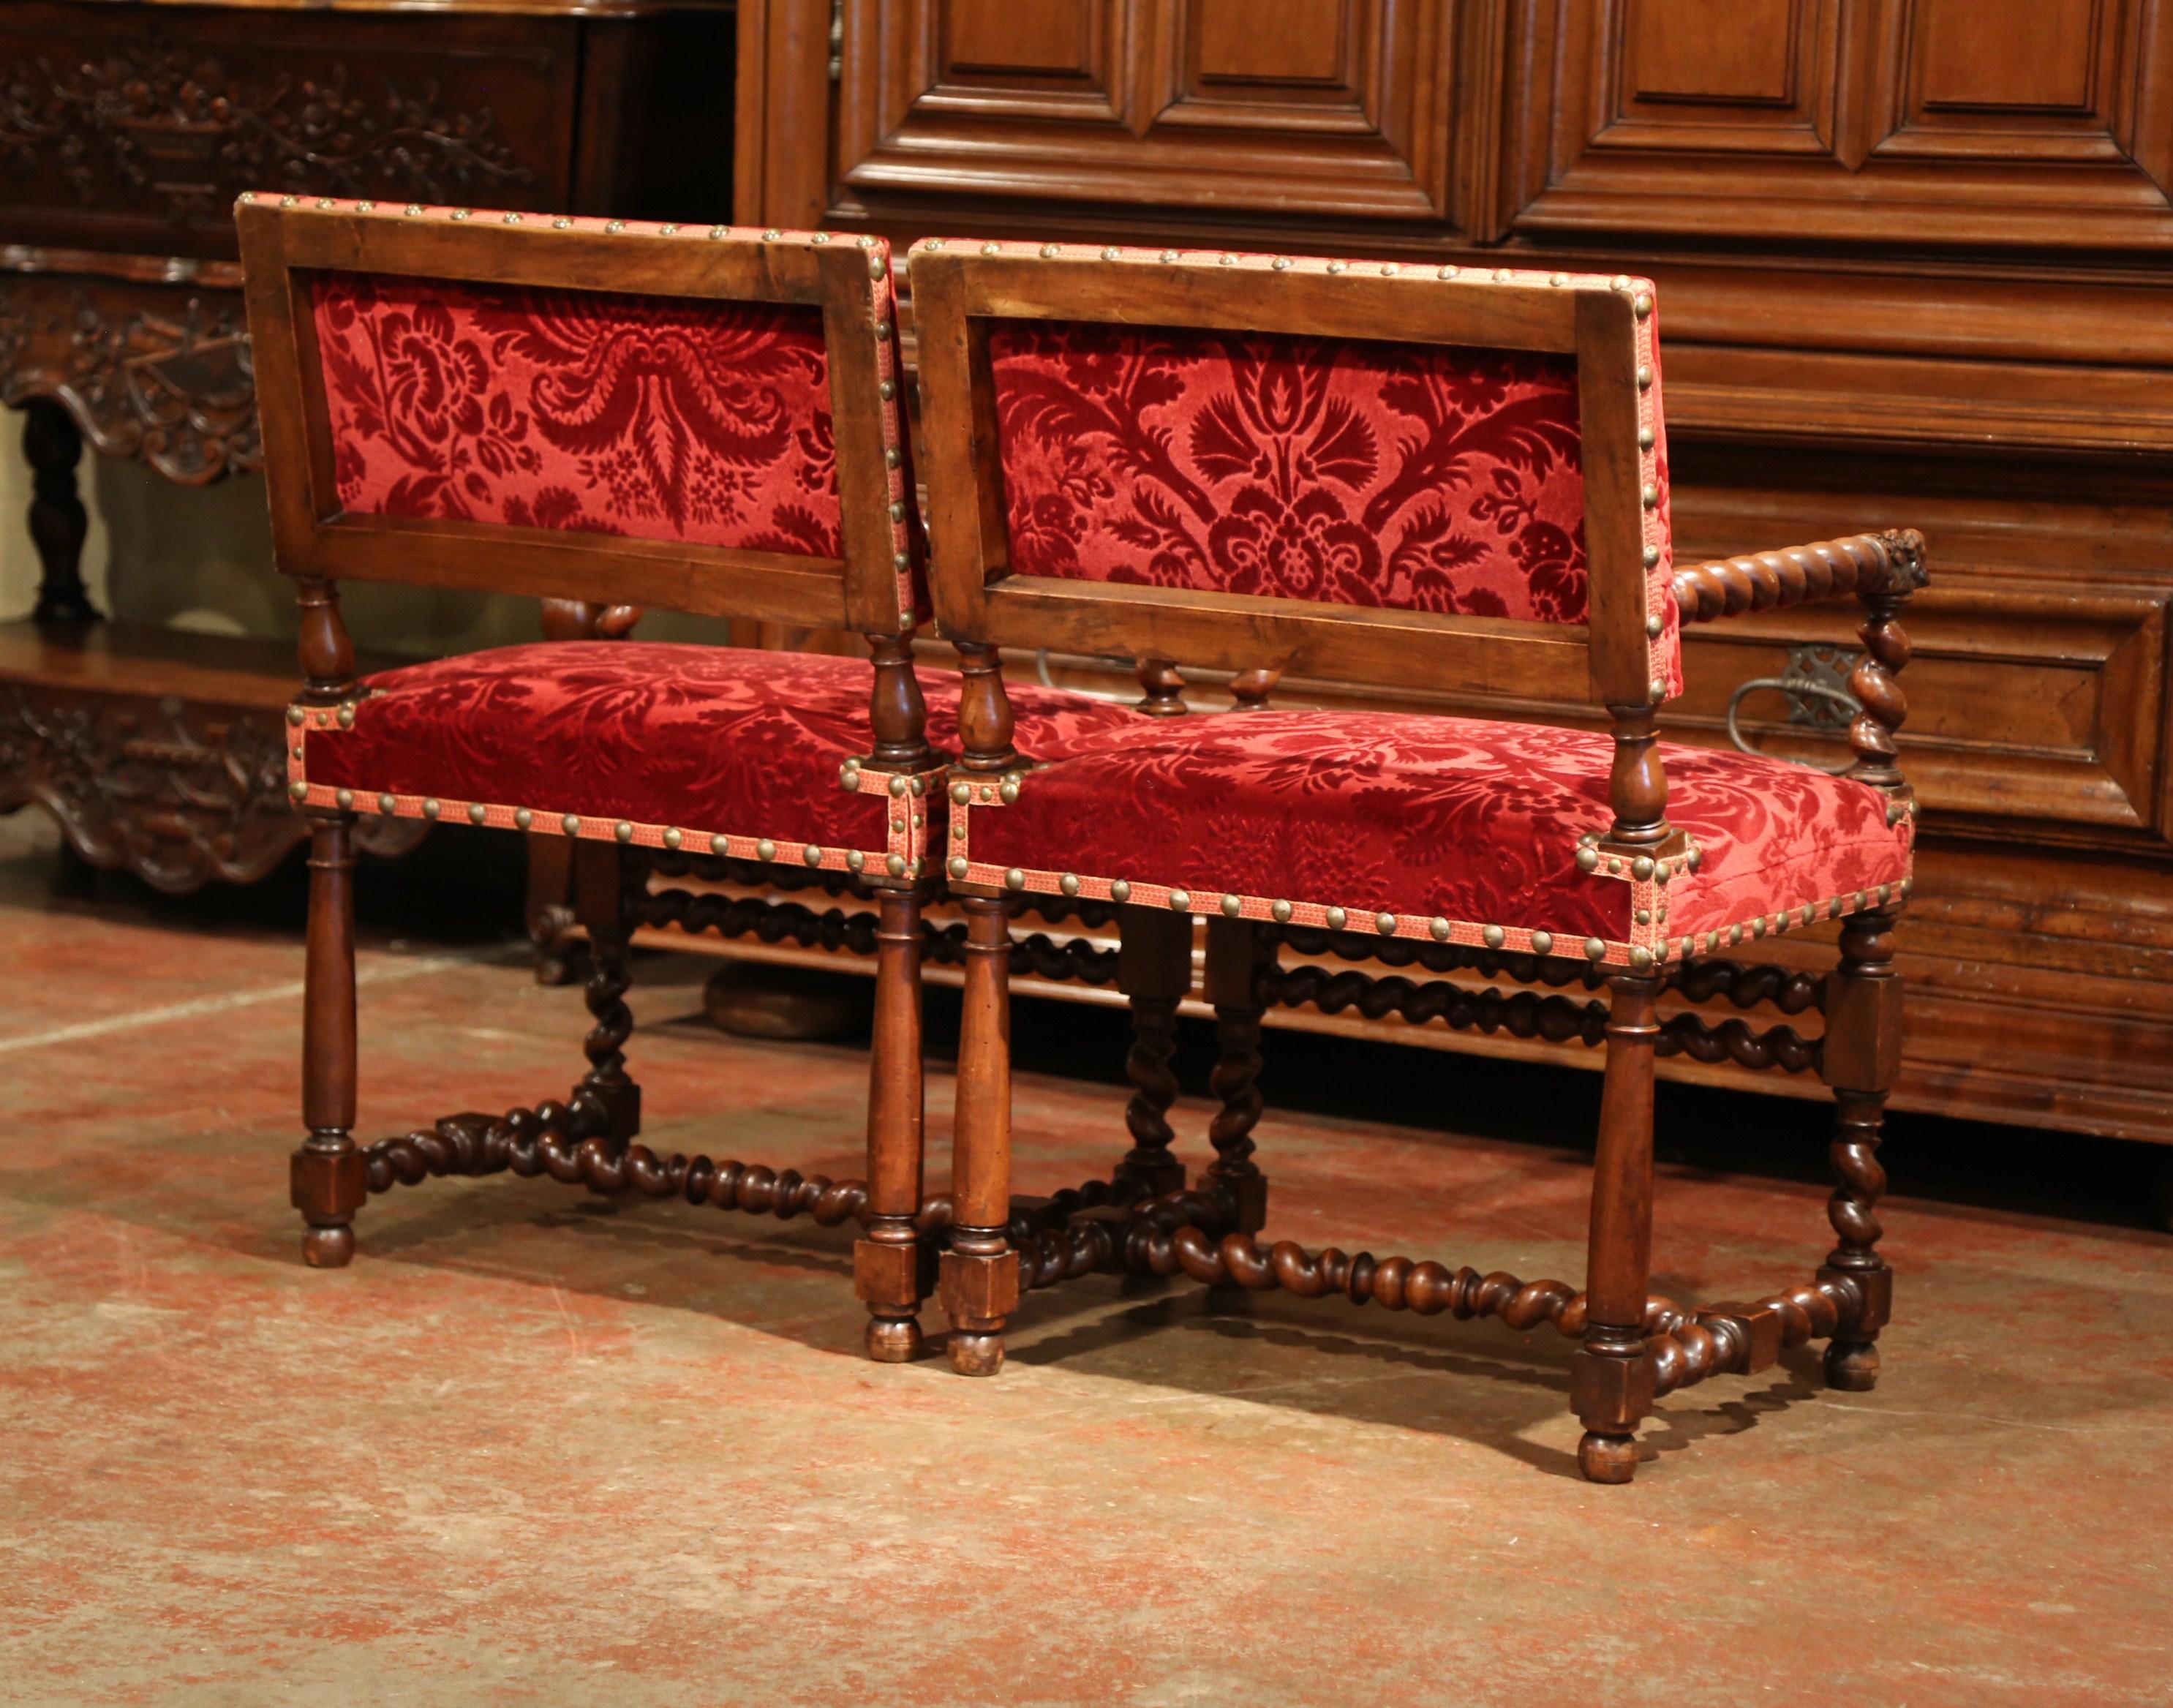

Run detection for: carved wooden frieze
[[0, 681, 423, 893], [0, 273, 257, 483], [0, 4, 572, 259], [0, 45, 535, 225]]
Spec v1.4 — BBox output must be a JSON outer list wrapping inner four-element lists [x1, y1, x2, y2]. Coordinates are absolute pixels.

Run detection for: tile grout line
[[0, 949, 498, 1057]]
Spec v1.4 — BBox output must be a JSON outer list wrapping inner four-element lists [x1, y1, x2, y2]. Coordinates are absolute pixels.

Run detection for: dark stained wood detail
[[1134, 657, 1190, 716], [1818, 906, 1900, 1391], [22, 400, 94, 622], [1116, 903, 1191, 1196], [293, 809, 363, 1268]]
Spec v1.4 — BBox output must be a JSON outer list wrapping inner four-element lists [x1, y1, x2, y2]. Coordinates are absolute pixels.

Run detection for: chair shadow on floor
[[342, 1178, 1826, 1479]]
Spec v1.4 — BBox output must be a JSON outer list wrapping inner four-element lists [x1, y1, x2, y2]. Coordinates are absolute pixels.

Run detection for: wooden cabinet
[[736, 0, 2173, 1147], [0, 0, 735, 890]]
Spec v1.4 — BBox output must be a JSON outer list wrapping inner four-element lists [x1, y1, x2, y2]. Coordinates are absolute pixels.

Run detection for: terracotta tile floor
[[3, 811, 2169, 1706]]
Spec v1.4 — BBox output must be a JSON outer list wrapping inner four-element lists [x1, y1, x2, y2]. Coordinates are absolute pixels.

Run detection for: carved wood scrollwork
[[0, 683, 422, 892], [0, 39, 535, 221], [0, 276, 259, 482]]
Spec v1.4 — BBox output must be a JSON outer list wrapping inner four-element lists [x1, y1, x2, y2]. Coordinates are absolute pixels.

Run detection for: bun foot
[[865, 1317, 924, 1363], [1825, 1339, 1881, 1391], [1578, 1431, 1639, 1484], [301, 1224, 355, 1268], [948, 1329, 1005, 1377]]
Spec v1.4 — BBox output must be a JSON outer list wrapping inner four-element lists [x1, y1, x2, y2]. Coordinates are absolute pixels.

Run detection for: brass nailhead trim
[[1482, 925, 1504, 949], [1376, 912, 1397, 936], [1169, 889, 1191, 910], [335, 789, 353, 810], [1110, 880, 1131, 903], [1532, 931, 1554, 955], [1429, 918, 1449, 941], [515, 808, 532, 829], [1585, 938, 1607, 960], [1061, 873, 1080, 896], [468, 802, 487, 825], [1221, 894, 1243, 918], [1271, 900, 1292, 923], [1325, 907, 1347, 931], [422, 798, 441, 819]]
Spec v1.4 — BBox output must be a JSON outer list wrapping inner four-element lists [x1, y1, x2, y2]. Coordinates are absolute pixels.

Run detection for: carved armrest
[[1670, 529, 1926, 625]]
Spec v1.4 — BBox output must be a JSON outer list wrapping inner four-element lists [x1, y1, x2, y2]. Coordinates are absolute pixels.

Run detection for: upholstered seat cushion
[[956, 707, 1913, 966], [289, 642, 1139, 876]]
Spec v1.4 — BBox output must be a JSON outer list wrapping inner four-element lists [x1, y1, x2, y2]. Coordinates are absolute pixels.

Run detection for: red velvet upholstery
[[291, 642, 1140, 868], [988, 320, 1588, 622], [313, 273, 844, 556], [960, 707, 1913, 963]]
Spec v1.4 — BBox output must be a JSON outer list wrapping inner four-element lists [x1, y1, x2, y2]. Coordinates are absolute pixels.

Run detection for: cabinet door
[[1511, 0, 2173, 250], [834, 0, 1479, 232]]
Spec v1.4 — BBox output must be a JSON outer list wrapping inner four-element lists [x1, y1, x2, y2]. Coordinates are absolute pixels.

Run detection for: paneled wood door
[[1510, 0, 2173, 249], [832, 0, 1491, 234]]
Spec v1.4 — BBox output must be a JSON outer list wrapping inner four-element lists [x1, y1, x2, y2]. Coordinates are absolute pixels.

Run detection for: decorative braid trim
[[285, 699, 943, 879], [246, 192, 924, 631]]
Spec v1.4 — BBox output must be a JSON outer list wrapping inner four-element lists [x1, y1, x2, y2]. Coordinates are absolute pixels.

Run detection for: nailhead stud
[[422, 798, 441, 819], [888, 854, 907, 877], [1271, 900, 1292, 923], [1061, 873, 1081, 897], [712, 835, 729, 855], [1585, 938, 1607, 960], [1376, 912, 1397, 936], [949, 856, 969, 879], [803, 843, 823, 866], [380, 794, 397, 815], [1482, 924, 1504, 949], [562, 814, 581, 835], [467, 802, 487, 825], [1005, 868, 1025, 890], [664, 827, 682, 850], [1222, 894, 1243, 918], [1531, 930, 1554, 956], [1110, 880, 1131, 903], [757, 839, 777, 861], [1325, 907, 1347, 932], [287, 780, 308, 801], [335, 789, 353, 810], [1169, 889, 1191, 910]]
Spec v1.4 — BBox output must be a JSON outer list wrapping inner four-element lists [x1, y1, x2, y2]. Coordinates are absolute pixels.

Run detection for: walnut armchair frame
[[911, 238, 1928, 1482], [238, 195, 942, 1361]]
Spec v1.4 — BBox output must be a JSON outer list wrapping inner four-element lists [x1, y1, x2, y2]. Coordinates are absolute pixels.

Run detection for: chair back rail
[[908, 242, 1678, 714], [237, 198, 918, 639]]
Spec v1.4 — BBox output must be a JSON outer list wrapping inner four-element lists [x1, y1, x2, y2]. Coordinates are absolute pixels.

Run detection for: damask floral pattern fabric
[[312, 272, 845, 556], [986, 320, 1589, 622], [301, 642, 1143, 851], [974, 707, 1912, 945]]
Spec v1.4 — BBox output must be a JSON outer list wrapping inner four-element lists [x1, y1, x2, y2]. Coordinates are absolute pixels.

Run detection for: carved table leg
[[859, 887, 930, 1362], [1203, 914, 1269, 1234], [1116, 905, 1191, 1197], [1820, 910, 1899, 1391], [23, 399, 97, 625], [572, 842, 641, 1152], [1572, 970, 1662, 1483], [943, 894, 1020, 1375], [524, 833, 586, 987], [292, 811, 365, 1267]]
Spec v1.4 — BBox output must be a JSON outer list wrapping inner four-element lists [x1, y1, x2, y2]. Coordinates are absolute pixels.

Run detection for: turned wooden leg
[[1116, 905, 1191, 1197], [1203, 914, 1269, 1233], [23, 399, 97, 626], [293, 813, 365, 1268], [943, 894, 1020, 1375], [1573, 969, 1662, 1483], [573, 841, 641, 1151], [1820, 910, 1899, 1391], [859, 888, 930, 1362]]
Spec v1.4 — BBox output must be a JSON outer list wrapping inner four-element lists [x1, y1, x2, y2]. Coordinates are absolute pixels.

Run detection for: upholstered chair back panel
[[310, 271, 844, 557], [986, 320, 1589, 625]]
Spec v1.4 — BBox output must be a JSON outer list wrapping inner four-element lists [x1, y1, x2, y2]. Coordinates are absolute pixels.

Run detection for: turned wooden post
[[1820, 913, 1899, 1390], [1572, 968, 1663, 1483], [857, 629, 935, 1362], [1228, 666, 1281, 712], [1606, 703, 1669, 849], [1115, 905, 1191, 1198], [290, 576, 365, 1267], [23, 399, 97, 625], [941, 640, 1020, 1374], [1134, 657, 1188, 716], [1203, 914, 1270, 1233], [571, 840, 641, 1152]]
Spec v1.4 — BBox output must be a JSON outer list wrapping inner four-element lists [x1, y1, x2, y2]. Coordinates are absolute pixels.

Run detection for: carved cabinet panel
[[835, 0, 1474, 229], [1513, 0, 2173, 249], [0, 4, 583, 262]]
